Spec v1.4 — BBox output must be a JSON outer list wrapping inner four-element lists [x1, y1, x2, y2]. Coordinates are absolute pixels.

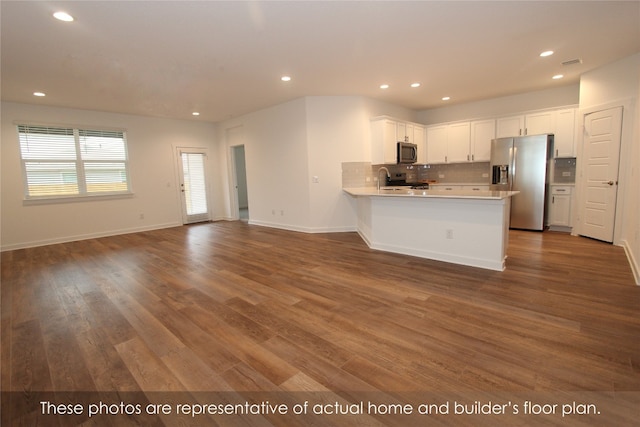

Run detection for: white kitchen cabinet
[[496, 111, 555, 138], [370, 117, 399, 164], [462, 184, 490, 191], [554, 108, 576, 157], [447, 122, 471, 163], [371, 117, 426, 164], [548, 185, 573, 229], [414, 125, 427, 164], [496, 115, 524, 138], [470, 119, 495, 162], [426, 125, 448, 163], [524, 111, 556, 135], [430, 184, 463, 191], [426, 122, 470, 163]]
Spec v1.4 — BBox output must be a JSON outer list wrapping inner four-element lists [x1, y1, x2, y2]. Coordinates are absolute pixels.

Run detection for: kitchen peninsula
[[343, 187, 519, 271]]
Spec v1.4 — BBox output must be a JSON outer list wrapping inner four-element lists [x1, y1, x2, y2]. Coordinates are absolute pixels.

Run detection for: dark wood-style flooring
[[2, 222, 639, 426]]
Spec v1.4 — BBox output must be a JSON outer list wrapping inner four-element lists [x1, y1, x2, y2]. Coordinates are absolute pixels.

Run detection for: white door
[[177, 149, 210, 224], [579, 107, 623, 242]]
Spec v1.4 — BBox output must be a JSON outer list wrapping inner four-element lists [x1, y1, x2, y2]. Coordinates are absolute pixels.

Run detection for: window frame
[[16, 123, 133, 203]]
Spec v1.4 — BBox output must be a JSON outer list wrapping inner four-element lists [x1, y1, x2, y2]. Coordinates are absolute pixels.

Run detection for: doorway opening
[[232, 145, 249, 221]]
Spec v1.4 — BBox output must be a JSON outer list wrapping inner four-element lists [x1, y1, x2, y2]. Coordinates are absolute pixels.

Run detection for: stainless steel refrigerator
[[490, 134, 553, 231]]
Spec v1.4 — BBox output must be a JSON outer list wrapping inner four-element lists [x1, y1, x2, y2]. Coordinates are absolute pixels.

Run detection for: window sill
[[23, 192, 135, 206]]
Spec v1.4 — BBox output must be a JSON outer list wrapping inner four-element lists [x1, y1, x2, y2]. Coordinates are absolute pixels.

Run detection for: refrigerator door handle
[[511, 146, 517, 189]]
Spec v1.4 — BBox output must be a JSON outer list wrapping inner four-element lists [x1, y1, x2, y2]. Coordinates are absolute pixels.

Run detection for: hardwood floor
[[2, 222, 639, 426]]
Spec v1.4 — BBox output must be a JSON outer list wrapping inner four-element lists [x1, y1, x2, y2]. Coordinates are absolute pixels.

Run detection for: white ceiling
[[2, 1, 639, 123]]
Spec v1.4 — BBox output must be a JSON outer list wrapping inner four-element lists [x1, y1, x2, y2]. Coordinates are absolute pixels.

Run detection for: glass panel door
[[178, 150, 210, 224]]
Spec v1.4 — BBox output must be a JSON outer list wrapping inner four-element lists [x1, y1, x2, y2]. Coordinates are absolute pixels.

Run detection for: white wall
[[1, 102, 217, 250], [213, 98, 311, 231], [416, 84, 580, 125], [214, 96, 415, 232], [578, 53, 640, 284]]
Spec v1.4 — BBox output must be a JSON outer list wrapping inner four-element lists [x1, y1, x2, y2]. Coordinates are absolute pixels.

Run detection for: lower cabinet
[[548, 185, 573, 230]]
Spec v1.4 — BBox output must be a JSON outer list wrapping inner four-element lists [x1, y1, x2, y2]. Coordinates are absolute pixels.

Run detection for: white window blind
[[17, 125, 131, 199], [181, 152, 208, 216]]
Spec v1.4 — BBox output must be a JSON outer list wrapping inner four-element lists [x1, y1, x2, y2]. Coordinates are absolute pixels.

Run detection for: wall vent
[[562, 58, 583, 66]]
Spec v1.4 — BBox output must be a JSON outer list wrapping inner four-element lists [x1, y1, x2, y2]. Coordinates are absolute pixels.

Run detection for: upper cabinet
[[496, 111, 555, 138], [496, 115, 524, 138], [470, 119, 495, 162], [554, 108, 576, 158], [496, 107, 577, 157], [426, 122, 470, 164], [426, 120, 494, 164], [370, 116, 426, 164]]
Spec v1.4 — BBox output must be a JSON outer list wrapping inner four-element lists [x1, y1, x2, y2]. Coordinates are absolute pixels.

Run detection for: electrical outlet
[[446, 229, 454, 239], [139, 213, 145, 220]]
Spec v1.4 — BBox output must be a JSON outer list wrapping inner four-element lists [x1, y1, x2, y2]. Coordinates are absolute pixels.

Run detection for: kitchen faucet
[[377, 167, 390, 191]]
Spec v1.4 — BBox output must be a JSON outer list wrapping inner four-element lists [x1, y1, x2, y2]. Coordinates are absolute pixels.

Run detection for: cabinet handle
[[467, 154, 470, 161], [445, 156, 448, 163], [555, 149, 558, 157], [552, 196, 555, 203], [472, 154, 475, 161]]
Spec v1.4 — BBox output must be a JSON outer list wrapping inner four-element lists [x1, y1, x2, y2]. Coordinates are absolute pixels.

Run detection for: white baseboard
[[620, 239, 640, 286], [1, 222, 181, 252], [247, 220, 357, 234]]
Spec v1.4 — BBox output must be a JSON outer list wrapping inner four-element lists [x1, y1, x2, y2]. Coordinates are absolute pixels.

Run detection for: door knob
[[606, 181, 615, 186]]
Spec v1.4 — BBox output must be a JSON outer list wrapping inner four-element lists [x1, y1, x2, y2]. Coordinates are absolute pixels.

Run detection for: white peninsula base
[[345, 188, 515, 271]]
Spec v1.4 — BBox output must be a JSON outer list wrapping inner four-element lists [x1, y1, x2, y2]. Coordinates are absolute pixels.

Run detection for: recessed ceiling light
[[540, 50, 554, 57], [552, 74, 564, 80], [442, 96, 451, 101], [410, 83, 421, 88], [379, 84, 389, 89], [281, 76, 291, 82], [53, 11, 74, 22], [33, 92, 46, 97], [192, 112, 200, 116]]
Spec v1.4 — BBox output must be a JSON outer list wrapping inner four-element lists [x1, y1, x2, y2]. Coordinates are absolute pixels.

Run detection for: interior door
[[177, 148, 210, 224], [579, 106, 623, 242]]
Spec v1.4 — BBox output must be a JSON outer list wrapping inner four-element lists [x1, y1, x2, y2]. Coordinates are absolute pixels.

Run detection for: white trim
[[23, 192, 135, 205], [247, 219, 356, 234], [620, 239, 640, 286], [0, 222, 181, 252]]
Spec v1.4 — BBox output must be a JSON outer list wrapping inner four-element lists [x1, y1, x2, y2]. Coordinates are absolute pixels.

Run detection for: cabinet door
[[426, 125, 448, 163], [470, 119, 495, 162], [413, 125, 427, 163], [525, 111, 555, 136], [496, 115, 524, 138], [554, 108, 576, 157], [447, 122, 471, 162], [396, 122, 407, 142], [549, 195, 572, 226], [371, 119, 398, 164], [549, 186, 572, 226]]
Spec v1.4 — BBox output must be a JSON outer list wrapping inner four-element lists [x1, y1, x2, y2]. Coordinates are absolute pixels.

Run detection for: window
[[17, 125, 131, 199]]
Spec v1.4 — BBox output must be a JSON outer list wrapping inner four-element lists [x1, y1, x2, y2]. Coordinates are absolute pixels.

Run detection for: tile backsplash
[[343, 158, 576, 187], [342, 161, 491, 187]]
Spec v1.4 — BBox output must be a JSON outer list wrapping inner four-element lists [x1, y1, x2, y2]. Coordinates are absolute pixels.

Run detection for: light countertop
[[343, 187, 519, 200]]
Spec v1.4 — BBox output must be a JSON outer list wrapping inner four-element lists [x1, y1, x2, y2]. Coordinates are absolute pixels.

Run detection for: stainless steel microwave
[[397, 142, 417, 163]]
